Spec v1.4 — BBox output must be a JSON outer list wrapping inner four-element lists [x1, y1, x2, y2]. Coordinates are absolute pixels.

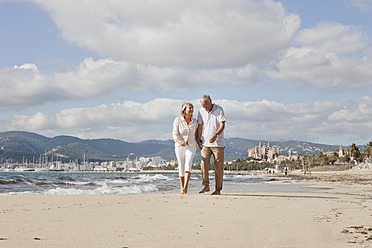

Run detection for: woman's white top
[[172, 116, 198, 148]]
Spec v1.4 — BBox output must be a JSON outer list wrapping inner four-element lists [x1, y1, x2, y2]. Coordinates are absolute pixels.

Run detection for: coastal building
[[339, 145, 346, 157], [277, 150, 299, 163], [248, 141, 279, 161], [338, 144, 355, 161]]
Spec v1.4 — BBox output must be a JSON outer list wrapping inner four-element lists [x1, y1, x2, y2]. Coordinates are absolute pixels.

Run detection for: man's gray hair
[[200, 95, 212, 103]]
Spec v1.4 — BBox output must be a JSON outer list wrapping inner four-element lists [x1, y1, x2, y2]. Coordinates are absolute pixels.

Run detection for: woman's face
[[185, 105, 193, 116]]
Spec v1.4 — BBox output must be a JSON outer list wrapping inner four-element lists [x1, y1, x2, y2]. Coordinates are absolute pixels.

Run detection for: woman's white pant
[[175, 146, 196, 177]]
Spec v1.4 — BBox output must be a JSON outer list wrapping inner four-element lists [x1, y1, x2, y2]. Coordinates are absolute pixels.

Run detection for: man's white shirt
[[197, 104, 226, 147]]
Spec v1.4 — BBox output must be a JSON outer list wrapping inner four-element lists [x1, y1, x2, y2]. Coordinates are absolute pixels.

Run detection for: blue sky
[[1, 0, 372, 146]]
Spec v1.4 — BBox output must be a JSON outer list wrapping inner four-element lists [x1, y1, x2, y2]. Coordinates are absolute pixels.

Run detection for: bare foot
[[211, 191, 221, 195], [183, 188, 187, 194], [199, 186, 210, 193], [179, 188, 185, 194]]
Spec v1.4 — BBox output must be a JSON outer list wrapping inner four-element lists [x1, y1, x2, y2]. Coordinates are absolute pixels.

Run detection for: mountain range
[[0, 131, 344, 163]]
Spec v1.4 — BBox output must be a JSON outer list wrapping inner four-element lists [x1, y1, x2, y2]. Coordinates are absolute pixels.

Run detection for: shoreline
[[1, 170, 371, 247], [0, 170, 289, 196], [0, 169, 264, 174]]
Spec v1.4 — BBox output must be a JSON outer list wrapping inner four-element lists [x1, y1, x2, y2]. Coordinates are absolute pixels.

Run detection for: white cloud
[[221, 99, 342, 141], [3, 1, 372, 114], [13, 63, 39, 71], [3, 0, 372, 146], [346, 0, 372, 12], [12, 112, 54, 130], [0, 58, 261, 111], [11, 98, 185, 141], [309, 95, 372, 143], [267, 21, 372, 90], [54, 98, 182, 129], [328, 95, 372, 123], [9, 97, 372, 144], [31, 0, 300, 68], [296, 21, 369, 54], [1, 59, 130, 110]]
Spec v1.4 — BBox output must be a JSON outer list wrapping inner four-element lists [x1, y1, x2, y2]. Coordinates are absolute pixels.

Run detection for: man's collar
[[208, 104, 215, 113]]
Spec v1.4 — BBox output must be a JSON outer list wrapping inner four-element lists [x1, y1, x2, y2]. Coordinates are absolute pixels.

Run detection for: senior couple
[[172, 95, 225, 195]]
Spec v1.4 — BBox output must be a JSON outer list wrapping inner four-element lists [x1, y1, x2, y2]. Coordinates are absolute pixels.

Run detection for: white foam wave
[[62, 181, 90, 186], [43, 183, 158, 195], [225, 174, 258, 179], [136, 174, 173, 182], [0, 183, 158, 196], [108, 179, 130, 184]]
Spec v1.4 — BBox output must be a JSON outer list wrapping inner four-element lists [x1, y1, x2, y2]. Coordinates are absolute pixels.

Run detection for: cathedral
[[248, 141, 279, 160]]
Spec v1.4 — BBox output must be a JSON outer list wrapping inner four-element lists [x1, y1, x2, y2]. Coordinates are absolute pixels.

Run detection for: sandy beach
[[1, 170, 372, 248]]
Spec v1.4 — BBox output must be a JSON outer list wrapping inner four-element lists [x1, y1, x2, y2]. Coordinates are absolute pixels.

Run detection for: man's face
[[201, 100, 212, 111]]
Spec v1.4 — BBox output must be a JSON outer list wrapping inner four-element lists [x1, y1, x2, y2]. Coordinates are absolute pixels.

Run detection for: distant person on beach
[[197, 95, 226, 195], [172, 102, 198, 194]]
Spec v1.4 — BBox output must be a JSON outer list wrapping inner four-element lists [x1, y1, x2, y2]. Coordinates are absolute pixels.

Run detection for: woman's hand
[[176, 139, 186, 146]]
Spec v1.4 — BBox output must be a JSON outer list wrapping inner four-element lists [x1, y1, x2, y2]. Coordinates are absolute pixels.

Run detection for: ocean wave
[[56, 175, 77, 182], [0, 178, 23, 185], [135, 174, 173, 183], [0, 182, 159, 196], [0, 172, 284, 195], [43, 183, 158, 195]]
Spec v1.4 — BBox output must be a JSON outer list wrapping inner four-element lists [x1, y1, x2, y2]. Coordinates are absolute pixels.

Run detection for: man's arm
[[209, 121, 225, 143], [216, 121, 225, 135], [197, 123, 203, 149]]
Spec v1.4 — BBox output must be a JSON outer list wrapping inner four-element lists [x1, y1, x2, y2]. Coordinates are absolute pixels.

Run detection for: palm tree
[[342, 154, 350, 163], [363, 140, 372, 161], [317, 150, 329, 165], [330, 152, 339, 165], [349, 143, 362, 163]]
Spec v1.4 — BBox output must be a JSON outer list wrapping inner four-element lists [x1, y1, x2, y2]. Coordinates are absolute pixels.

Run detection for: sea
[[0, 172, 311, 196]]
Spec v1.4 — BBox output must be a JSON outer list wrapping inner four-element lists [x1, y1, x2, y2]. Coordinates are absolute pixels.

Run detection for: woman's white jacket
[[172, 116, 198, 148]]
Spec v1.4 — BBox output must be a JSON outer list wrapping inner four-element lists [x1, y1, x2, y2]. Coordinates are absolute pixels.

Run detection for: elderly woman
[[172, 102, 198, 194]]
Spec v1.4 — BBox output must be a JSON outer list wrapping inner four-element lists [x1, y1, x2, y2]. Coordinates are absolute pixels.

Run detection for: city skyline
[[1, 0, 372, 146]]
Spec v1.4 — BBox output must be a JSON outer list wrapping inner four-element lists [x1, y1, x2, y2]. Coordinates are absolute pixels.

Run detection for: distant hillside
[[0, 131, 345, 163], [0, 131, 171, 162]]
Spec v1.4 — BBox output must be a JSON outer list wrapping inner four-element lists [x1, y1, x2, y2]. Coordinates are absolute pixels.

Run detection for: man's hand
[[209, 133, 217, 143]]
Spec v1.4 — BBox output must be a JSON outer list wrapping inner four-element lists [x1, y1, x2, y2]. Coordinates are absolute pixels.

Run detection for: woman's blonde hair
[[181, 102, 193, 118]]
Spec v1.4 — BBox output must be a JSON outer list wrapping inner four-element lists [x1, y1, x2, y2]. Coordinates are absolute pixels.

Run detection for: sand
[[0, 170, 372, 248]]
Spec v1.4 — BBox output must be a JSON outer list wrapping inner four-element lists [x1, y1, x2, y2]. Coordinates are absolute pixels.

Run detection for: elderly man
[[197, 95, 226, 195]]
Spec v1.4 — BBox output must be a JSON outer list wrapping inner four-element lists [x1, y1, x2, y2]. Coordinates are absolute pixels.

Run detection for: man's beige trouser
[[200, 146, 224, 191]]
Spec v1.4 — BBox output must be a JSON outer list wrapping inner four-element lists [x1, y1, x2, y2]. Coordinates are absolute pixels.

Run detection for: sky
[[1, 0, 372, 146]]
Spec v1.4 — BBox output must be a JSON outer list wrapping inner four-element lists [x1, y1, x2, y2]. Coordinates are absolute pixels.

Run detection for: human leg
[[179, 176, 185, 194], [211, 147, 224, 194], [175, 146, 186, 193], [199, 146, 211, 193], [183, 147, 196, 193], [183, 172, 190, 193], [184, 146, 196, 173]]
